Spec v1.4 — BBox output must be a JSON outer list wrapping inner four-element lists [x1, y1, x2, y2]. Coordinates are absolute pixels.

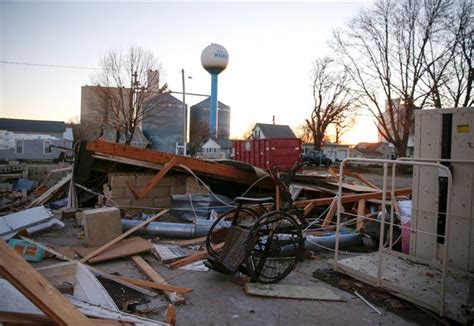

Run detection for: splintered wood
[[0, 240, 92, 325]]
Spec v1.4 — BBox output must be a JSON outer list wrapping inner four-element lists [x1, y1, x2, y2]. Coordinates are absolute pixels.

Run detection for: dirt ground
[[29, 170, 443, 326]]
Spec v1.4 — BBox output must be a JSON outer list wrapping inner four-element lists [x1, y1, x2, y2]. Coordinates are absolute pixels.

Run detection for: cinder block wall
[[103, 173, 208, 209]]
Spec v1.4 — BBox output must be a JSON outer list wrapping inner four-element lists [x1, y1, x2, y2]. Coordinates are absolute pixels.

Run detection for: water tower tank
[[201, 44, 229, 75]]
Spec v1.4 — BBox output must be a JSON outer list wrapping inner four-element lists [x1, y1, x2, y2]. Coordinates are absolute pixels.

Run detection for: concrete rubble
[[0, 140, 453, 325]]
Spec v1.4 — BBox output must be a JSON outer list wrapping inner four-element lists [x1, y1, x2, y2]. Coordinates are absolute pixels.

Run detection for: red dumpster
[[232, 138, 302, 171]]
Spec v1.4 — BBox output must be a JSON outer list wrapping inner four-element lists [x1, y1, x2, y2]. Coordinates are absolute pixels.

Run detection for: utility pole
[[181, 69, 187, 156]]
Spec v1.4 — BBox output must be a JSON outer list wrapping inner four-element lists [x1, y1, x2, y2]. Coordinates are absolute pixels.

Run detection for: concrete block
[[107, 187, 125, 199], [148, 187, 170, 197], [130, 197, 154, 208], [170, 186, 186, 195], [135, 173, 155, 187], [109, 173, 136, 188], [157, 176, 176, 187], [83, 207, 122, 247], [153, 196, 171, 208], [105, 198, 131, 207]]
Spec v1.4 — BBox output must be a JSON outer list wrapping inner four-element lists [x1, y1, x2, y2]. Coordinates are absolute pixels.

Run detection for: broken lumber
[[0, 311, 134, 326], [165, 304, 176, 325], [26, 174, 72, 208], [321, 198, 338, 228], [86, 140, 272, 188], [168, 243, 224, 270], [75, 237, 152, 264], [328, 167, 380, 190], [113, 275, 192, 294], [127, 156, 179, 199], [0, 239, 92, 325], [80, 209, 169, 263], [356, 198, 367, 231], [131, 255, 185, 304], [295, 188, 412, 208]]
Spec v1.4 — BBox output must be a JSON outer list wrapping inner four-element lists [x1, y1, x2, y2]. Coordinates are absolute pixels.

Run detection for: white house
[[199, 138, 233, 159], [251, 123, 296, 139]]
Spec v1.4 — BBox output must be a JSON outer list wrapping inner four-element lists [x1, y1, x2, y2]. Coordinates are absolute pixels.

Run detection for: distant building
[[199, 138, 232, 159], [0, 118, 70, 161], [142, 93, 185, 153], [251, 123, 296, 139], [302, 142, 351, 161], [189, 97, 230, 142], [80, 70, 167, 149], [351, 142, 394, 159], [80, 85, 133, 140]]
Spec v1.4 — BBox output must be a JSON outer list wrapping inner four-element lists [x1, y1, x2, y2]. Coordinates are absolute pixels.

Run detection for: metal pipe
[[121, 219, 231, 239], [281, 233, 363, 256]]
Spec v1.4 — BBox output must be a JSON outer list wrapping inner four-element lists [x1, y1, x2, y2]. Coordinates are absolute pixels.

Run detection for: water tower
[[201, 43, 229, 138]]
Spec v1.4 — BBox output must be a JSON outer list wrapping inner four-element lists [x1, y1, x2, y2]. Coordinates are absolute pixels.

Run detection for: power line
[[0, 60, 96, 70]]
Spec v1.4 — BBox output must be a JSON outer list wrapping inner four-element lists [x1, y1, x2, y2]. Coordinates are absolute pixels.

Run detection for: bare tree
[[91, 46, 167, 145], [437, 0, 473, 107], [332, 113, 356, 144], [305, 57, 358, 151], [188, 122, 210, 157], [241, 124, 255, 140], [332, 0, 469, 156], [296, 123, 314, 144]]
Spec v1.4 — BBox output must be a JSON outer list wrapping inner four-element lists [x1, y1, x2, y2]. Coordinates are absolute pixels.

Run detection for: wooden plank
[[168, 243, 224, 270], [356, 198, 367, 231], [131, 255, 185, 304], [295, 188, 412, 208], [173, 236, 207, 247], [86, 140, 272, 187], [80, 209, 169, 263], [165, 304, 176, 326], [75, 237, 151, 263], [0, 239, 92, 325], [0, 312, 132, 326], [26, 174, 72, 208], [303, 201, 316, 217], [321, 198, 338, 228], [88, 266, 158, 298], [128, 157, 179, 199], [113, 275, 192, 294], [328, 167, 380, 190]]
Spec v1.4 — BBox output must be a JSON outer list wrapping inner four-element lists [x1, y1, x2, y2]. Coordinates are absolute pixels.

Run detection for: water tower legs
[[210, 73, 219, 138]]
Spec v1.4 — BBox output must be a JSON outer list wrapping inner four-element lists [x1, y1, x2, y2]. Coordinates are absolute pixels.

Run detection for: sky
[[0, 0, 378, 144]]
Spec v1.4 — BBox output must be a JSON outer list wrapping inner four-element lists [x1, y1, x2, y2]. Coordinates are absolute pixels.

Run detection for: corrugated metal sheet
[[233, 138, 302, 171]]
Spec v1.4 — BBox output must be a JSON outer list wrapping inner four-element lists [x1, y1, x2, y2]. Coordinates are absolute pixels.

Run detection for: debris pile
[[0, 140, 415, 325]]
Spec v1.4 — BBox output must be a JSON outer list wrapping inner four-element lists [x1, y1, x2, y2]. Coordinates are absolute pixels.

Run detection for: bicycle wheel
[[245, 210, 304, 284], [206, 207, 259, 259]]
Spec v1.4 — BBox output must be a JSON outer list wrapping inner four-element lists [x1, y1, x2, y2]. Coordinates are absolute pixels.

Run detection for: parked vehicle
[[301, 150, 332, 167]]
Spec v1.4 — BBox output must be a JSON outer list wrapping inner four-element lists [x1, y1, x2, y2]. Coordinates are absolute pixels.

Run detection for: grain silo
[[142, 93, 185, 153], [190, 97, 230, 142]]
